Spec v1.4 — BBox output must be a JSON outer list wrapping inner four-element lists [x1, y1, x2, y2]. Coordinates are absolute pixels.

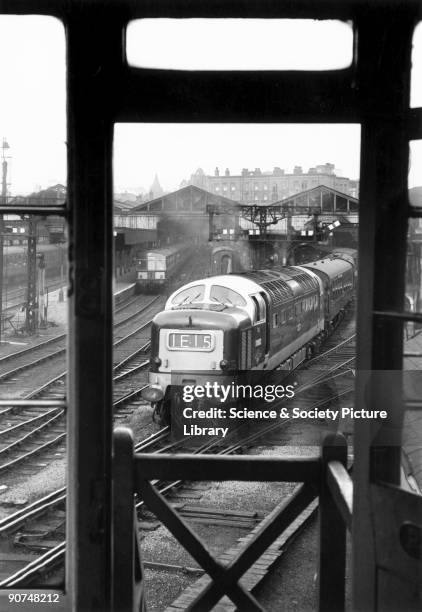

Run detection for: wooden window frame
[[0, 1, 420, 610]]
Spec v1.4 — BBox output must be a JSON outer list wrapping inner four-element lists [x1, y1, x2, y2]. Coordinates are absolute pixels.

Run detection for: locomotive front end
[[144, 307, 249, 442]]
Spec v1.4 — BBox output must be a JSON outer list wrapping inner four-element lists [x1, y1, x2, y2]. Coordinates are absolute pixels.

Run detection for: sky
[[0, 16, 420, 195], [113, 123, 362, 194], [0, 17, 66, 195]]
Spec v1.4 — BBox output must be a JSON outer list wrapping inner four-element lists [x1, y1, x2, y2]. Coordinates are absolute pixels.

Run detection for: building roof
[[269, 184, 359, 209], [131, 184, 242, 213]]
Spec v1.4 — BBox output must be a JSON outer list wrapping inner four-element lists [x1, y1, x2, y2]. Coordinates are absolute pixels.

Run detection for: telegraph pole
[[0, 138, 10, 344], [26, 215, 37, 334]]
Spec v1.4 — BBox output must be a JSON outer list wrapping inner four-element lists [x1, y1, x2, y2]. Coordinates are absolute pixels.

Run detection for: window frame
[[0, 2, 420, 611]]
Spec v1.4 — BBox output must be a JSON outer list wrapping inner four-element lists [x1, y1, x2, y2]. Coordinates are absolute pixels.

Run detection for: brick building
[[190, 163, 359, 205]]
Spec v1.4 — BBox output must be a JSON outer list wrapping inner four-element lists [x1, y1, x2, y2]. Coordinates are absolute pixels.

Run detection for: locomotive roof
[[236, 268, 319, 305], [166, 267, 322, 312]]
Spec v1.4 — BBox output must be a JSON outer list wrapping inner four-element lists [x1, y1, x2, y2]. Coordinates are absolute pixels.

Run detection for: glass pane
[[114, 122, 360, 608], [403, 221, 422, 492], [0, 215, 68, 583], [0, 15, 67, 594], [410, 21, 422, 108], [127, 19, 353, 71], [0, 17, 66, 207], [409, 140, 422, 208]]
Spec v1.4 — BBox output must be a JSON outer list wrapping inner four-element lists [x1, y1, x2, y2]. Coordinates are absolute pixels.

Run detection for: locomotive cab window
[[250, 293, 266, 322], [209, 285, 246, 307], [171, 285, 205, 306]]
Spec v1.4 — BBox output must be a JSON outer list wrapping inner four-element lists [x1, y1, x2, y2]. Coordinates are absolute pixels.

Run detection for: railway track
[[1, 268, 224, 482], [0, 295, 165, 479], [288, 310, 356, 418], [0, 329, 155, 479], [0, 427, 174, 585], [0, 324, 355, 589], [0, 294, 159, 380], [0, 418, 284, 586], [134, 311, 356, 609], [0, 299, 356, 590]]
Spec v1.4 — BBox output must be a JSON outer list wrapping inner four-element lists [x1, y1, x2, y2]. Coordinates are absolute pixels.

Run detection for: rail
[[112, 428, 353, 612]]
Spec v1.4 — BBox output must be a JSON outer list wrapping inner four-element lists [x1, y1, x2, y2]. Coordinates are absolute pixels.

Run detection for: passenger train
[[142, 253, 356, 424], [135, 243, 193, 292]]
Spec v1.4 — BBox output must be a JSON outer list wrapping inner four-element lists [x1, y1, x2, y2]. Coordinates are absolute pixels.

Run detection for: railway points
[[0, 249, 217, 584], [2, 231, 416, 610], [0, 300, 356, 595]]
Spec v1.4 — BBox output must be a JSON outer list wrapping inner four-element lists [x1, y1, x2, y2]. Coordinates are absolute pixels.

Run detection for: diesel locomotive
[[142, 253, 356, 424]]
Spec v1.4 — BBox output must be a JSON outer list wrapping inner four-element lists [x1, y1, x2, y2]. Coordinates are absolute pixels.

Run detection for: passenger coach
[[135, 243, 192, 292]]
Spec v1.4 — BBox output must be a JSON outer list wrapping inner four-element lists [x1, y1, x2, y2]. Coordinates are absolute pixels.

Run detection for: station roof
[[131, 184, 241, 215], [122, 184, 359, 227], [268, 184, 359, 213]]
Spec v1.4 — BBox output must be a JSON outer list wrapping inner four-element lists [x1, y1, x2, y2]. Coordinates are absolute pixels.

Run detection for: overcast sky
[[0, 16, 420, 195], [114, 123, 361, 193]]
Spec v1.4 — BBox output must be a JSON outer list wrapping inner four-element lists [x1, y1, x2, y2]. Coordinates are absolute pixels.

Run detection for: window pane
[[0, 15, 67, 590], [127, 19, 353, 71], [113, 122, 360, 607], [409, 140, 422, 207], [0, 17, 66, 203], [0, 215, 68, 585], [403, 219, 422, 491], [171, 285, 206, 305], [411, 22, 422, 108]]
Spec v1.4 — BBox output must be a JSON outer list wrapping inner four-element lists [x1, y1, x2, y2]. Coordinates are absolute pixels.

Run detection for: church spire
[[149, 174, 164, 199]]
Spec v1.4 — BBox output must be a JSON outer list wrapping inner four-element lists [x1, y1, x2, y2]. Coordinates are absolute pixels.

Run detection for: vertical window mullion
[[66, 9, 123, 609], [353, 10, 417, 612]]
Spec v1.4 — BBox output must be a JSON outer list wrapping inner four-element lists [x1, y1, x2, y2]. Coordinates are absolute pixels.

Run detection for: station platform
[[114, 281, 136, 305], [114, 280, 136, 295]]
